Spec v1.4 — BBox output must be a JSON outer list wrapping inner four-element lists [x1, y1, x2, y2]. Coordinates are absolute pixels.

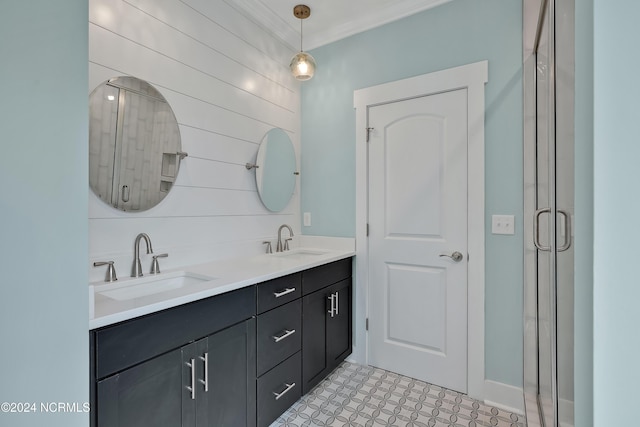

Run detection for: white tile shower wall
[[88, 0, 300, 282]]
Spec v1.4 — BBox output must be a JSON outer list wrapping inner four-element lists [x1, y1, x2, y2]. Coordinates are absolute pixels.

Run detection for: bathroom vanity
[[89, 252, 353, 427]]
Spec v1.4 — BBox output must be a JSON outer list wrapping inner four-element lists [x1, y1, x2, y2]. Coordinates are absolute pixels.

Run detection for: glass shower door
[[535, 3, 557, 424], [554, 1, 575, 425], [529, 1, 575, 426]]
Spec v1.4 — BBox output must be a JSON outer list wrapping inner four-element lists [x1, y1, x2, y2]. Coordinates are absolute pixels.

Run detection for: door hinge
[[366, 223, 369, 236], [366, 127, 374, 142], [366, 318, 369, 331]]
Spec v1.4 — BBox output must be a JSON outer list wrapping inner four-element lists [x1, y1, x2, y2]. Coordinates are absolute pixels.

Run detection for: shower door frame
[[523, 0, 575, 426], [523, 1, 554, 424]]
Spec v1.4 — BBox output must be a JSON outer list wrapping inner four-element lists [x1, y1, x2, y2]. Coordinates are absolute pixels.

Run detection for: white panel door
[[368, 89, 468, 393]]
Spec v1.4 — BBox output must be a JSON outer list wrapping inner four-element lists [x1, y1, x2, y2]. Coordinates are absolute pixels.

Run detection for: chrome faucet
[[276, 224, 294, 252], [131, 233, 153, 277]]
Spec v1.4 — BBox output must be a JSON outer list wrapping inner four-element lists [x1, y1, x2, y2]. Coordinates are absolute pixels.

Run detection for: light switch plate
[[492, 214, 515, 235], [303, 212, 311, 227]]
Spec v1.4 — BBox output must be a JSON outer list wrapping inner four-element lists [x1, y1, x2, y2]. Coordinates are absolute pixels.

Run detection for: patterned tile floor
[[273, 362, 526, 427]]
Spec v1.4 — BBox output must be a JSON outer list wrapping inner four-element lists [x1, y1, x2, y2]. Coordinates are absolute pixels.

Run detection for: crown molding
[[226, 0, 454, 51], [224, 0, 299, 50], [304, 0, 454, 49]]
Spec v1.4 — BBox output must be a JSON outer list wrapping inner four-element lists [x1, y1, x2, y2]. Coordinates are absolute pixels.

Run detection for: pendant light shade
[[290, 51, 316, 81], [290, 5, 315, 81]]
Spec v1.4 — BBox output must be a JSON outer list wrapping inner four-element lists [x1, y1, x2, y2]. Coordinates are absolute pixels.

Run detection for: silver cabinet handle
[[557, 209, 572, 252], [327, 293, 335, 318], [335, 291, 339, 316], [439, 251, 464, 262], [534, 208, 552, 251], [272, 329, 296, 343], [199, 353, 208, 392], [273, 287, 296, 298], [186, 358, 195, 400], [273, 383, 296, 401]]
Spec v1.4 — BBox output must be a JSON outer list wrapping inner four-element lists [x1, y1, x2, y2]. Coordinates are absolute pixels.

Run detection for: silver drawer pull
[[273, 382, 296, 401], [272, 329, 296, 343], [273, 287, 296, 298]]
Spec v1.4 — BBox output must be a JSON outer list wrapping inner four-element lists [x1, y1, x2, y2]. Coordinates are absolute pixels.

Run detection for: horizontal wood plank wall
[[88, 0, 300, 281]]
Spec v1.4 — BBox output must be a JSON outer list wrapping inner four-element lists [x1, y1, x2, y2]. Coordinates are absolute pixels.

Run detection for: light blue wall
[[593, 1, 640, 423], [301, 0, 524, 386], [574, 0, 594, 424], [0, 2, 89, 426]]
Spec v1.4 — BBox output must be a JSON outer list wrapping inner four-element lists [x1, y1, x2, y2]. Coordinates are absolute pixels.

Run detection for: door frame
[[353, 60, 488, 400]]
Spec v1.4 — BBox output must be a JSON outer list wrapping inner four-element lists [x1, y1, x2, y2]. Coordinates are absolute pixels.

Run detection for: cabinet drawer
[[257, 273, 301, 314], [257, 299, 301, 377], [302, 257, 352, 296], [257, 353, 301, 427]]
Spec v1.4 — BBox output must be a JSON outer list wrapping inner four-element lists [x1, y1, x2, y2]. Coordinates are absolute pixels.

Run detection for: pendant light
[[290, 4, 316, 81]]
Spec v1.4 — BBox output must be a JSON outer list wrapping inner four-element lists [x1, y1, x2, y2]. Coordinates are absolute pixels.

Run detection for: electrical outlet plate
[[492, 214, 515, 235]]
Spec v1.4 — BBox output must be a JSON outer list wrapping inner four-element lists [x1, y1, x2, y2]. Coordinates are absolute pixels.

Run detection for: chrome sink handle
[[439, 251, 464, 262], [94, 261, 117, 282], [150, 253, 168, 274]]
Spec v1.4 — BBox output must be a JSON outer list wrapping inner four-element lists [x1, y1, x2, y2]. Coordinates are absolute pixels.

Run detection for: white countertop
[[90, 241, 354, 330]]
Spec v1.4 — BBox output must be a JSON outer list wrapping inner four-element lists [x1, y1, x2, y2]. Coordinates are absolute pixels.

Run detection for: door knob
[[439, 251, 464, 262]]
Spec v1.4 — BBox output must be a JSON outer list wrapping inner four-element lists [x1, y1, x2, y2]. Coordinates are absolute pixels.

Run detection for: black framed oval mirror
[[89, 76, 184, 212], [255, 128, 296, 212]]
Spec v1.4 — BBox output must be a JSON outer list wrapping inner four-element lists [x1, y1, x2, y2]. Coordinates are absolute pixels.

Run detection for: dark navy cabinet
[[96, 319, 255, 427], [301, 259, 353, 394], [91, 286, 256, 427], [90, 258, 352, 427]]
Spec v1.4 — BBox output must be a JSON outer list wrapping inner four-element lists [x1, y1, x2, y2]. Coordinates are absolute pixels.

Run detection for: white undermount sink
[[95, 271, 215, 301], [271, 248, 329, 259]]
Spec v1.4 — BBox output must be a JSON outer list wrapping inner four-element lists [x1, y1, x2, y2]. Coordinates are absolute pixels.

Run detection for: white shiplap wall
[[88, 0, 300, 282]]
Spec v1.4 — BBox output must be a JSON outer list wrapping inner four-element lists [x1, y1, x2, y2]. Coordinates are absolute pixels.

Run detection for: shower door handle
[[534, 208, 552, 251], [557, 210, 572, 252]]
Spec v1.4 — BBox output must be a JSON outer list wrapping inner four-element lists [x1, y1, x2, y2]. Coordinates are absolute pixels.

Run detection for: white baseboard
[[559, 397, 574, 427], [483, 380, 525, 415]]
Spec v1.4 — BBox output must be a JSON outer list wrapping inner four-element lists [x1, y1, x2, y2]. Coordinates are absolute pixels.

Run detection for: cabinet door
[[326, 279, 352, 366], [199, 319, 256, 427], [301, 287, 329, 394], [302, 278, 353, 394], [97, 347, 189, 426]]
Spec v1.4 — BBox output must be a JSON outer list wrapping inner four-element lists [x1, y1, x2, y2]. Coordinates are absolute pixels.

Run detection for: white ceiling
[[225, 0, 455, 51]]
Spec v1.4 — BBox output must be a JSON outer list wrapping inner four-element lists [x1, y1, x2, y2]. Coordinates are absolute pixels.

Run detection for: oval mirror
[[89, 76, 184, 212], [255, 128, 297, 212]]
